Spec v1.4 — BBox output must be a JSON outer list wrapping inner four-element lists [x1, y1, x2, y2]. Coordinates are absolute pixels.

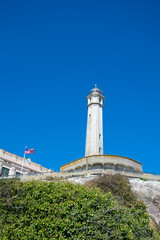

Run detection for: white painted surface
[[85, 86, 104, 156]]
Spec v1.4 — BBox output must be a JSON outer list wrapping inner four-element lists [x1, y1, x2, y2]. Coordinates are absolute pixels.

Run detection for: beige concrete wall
[[0, 149, 53, 176], [60, 155, 143, 173], [21, 170, 160, 181]]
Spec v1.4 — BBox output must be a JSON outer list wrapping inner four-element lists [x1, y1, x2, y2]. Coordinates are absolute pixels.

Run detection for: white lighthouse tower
[[85, 85, 105, 156], [61, 85, 143, 174]]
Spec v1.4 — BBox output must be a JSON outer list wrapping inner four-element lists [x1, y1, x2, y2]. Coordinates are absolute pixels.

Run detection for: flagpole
[[21, 145, 27, 176]]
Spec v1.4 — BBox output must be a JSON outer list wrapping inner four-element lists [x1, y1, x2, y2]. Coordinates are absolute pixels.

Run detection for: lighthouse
[[85, 85, 105, 156], [61, 85, 143, 174]]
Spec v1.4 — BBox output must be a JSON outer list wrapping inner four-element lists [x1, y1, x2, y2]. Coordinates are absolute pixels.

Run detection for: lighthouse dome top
[[91, 84, 103, 95]]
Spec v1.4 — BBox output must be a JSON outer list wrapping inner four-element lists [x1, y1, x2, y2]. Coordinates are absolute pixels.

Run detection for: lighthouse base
[[60, 155, 143, 173]]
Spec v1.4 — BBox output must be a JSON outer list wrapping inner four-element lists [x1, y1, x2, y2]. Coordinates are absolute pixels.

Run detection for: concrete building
[[85, 85, 104, 156], [0, 149, 53, 177], [60, 155, 143, 173], [60, 86, 143, 173]]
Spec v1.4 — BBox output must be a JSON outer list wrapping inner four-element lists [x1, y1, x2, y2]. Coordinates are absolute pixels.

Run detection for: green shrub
[[44, 176, 62, 181], [0, 180, 156, 239], [0, 178, 20, 183], [140, 178, 148, 181], [149, 217, 160, 236], [86, 174, 145, 208]]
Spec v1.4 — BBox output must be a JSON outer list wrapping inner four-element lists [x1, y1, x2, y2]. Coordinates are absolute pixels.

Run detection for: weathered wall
[[130, 179, 160, 226], [60, 155, 143, 173], [0, 149, 52, 176]]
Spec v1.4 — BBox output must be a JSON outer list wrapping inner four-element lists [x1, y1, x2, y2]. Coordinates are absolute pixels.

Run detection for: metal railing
[[91, 89, 103, 95]]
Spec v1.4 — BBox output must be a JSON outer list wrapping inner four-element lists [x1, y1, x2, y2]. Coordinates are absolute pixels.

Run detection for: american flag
[[25, 148, 35, 154]]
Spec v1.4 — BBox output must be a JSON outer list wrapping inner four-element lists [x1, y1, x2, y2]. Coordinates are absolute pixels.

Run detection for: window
[[99, 147, 101, 154], [99, 134, 101, 139], [2, 167, 9, 177], [16, 172, 21, 177]]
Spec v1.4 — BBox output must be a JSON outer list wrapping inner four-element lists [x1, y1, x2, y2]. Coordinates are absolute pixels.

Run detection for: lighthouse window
[[99, 134, 101, 139], [99, 147, 101, 154]]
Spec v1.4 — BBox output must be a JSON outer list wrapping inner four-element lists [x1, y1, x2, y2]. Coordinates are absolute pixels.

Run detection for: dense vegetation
[[86, 174, 143, 208], [0, 177, 159, 239]]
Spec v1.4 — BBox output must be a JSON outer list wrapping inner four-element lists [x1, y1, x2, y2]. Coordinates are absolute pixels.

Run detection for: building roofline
[[0, 149, 52, 172], [60, 154, 142, 168]]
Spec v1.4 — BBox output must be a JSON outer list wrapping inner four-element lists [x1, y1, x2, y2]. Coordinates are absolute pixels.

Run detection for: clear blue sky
[[0, 0, 160, 173]]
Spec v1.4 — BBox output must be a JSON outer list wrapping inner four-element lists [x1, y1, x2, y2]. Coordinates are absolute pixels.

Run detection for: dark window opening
[[16, 172, 21, 177], [2, 167, 9, 177]]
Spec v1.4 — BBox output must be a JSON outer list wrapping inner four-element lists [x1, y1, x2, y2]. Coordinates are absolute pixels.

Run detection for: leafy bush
[[0, 180, 156, 239], [86, 174, 144, 208], [0, 178, 20, 183], [140, 178, 148, 181], [44, 176, 62, 181]]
